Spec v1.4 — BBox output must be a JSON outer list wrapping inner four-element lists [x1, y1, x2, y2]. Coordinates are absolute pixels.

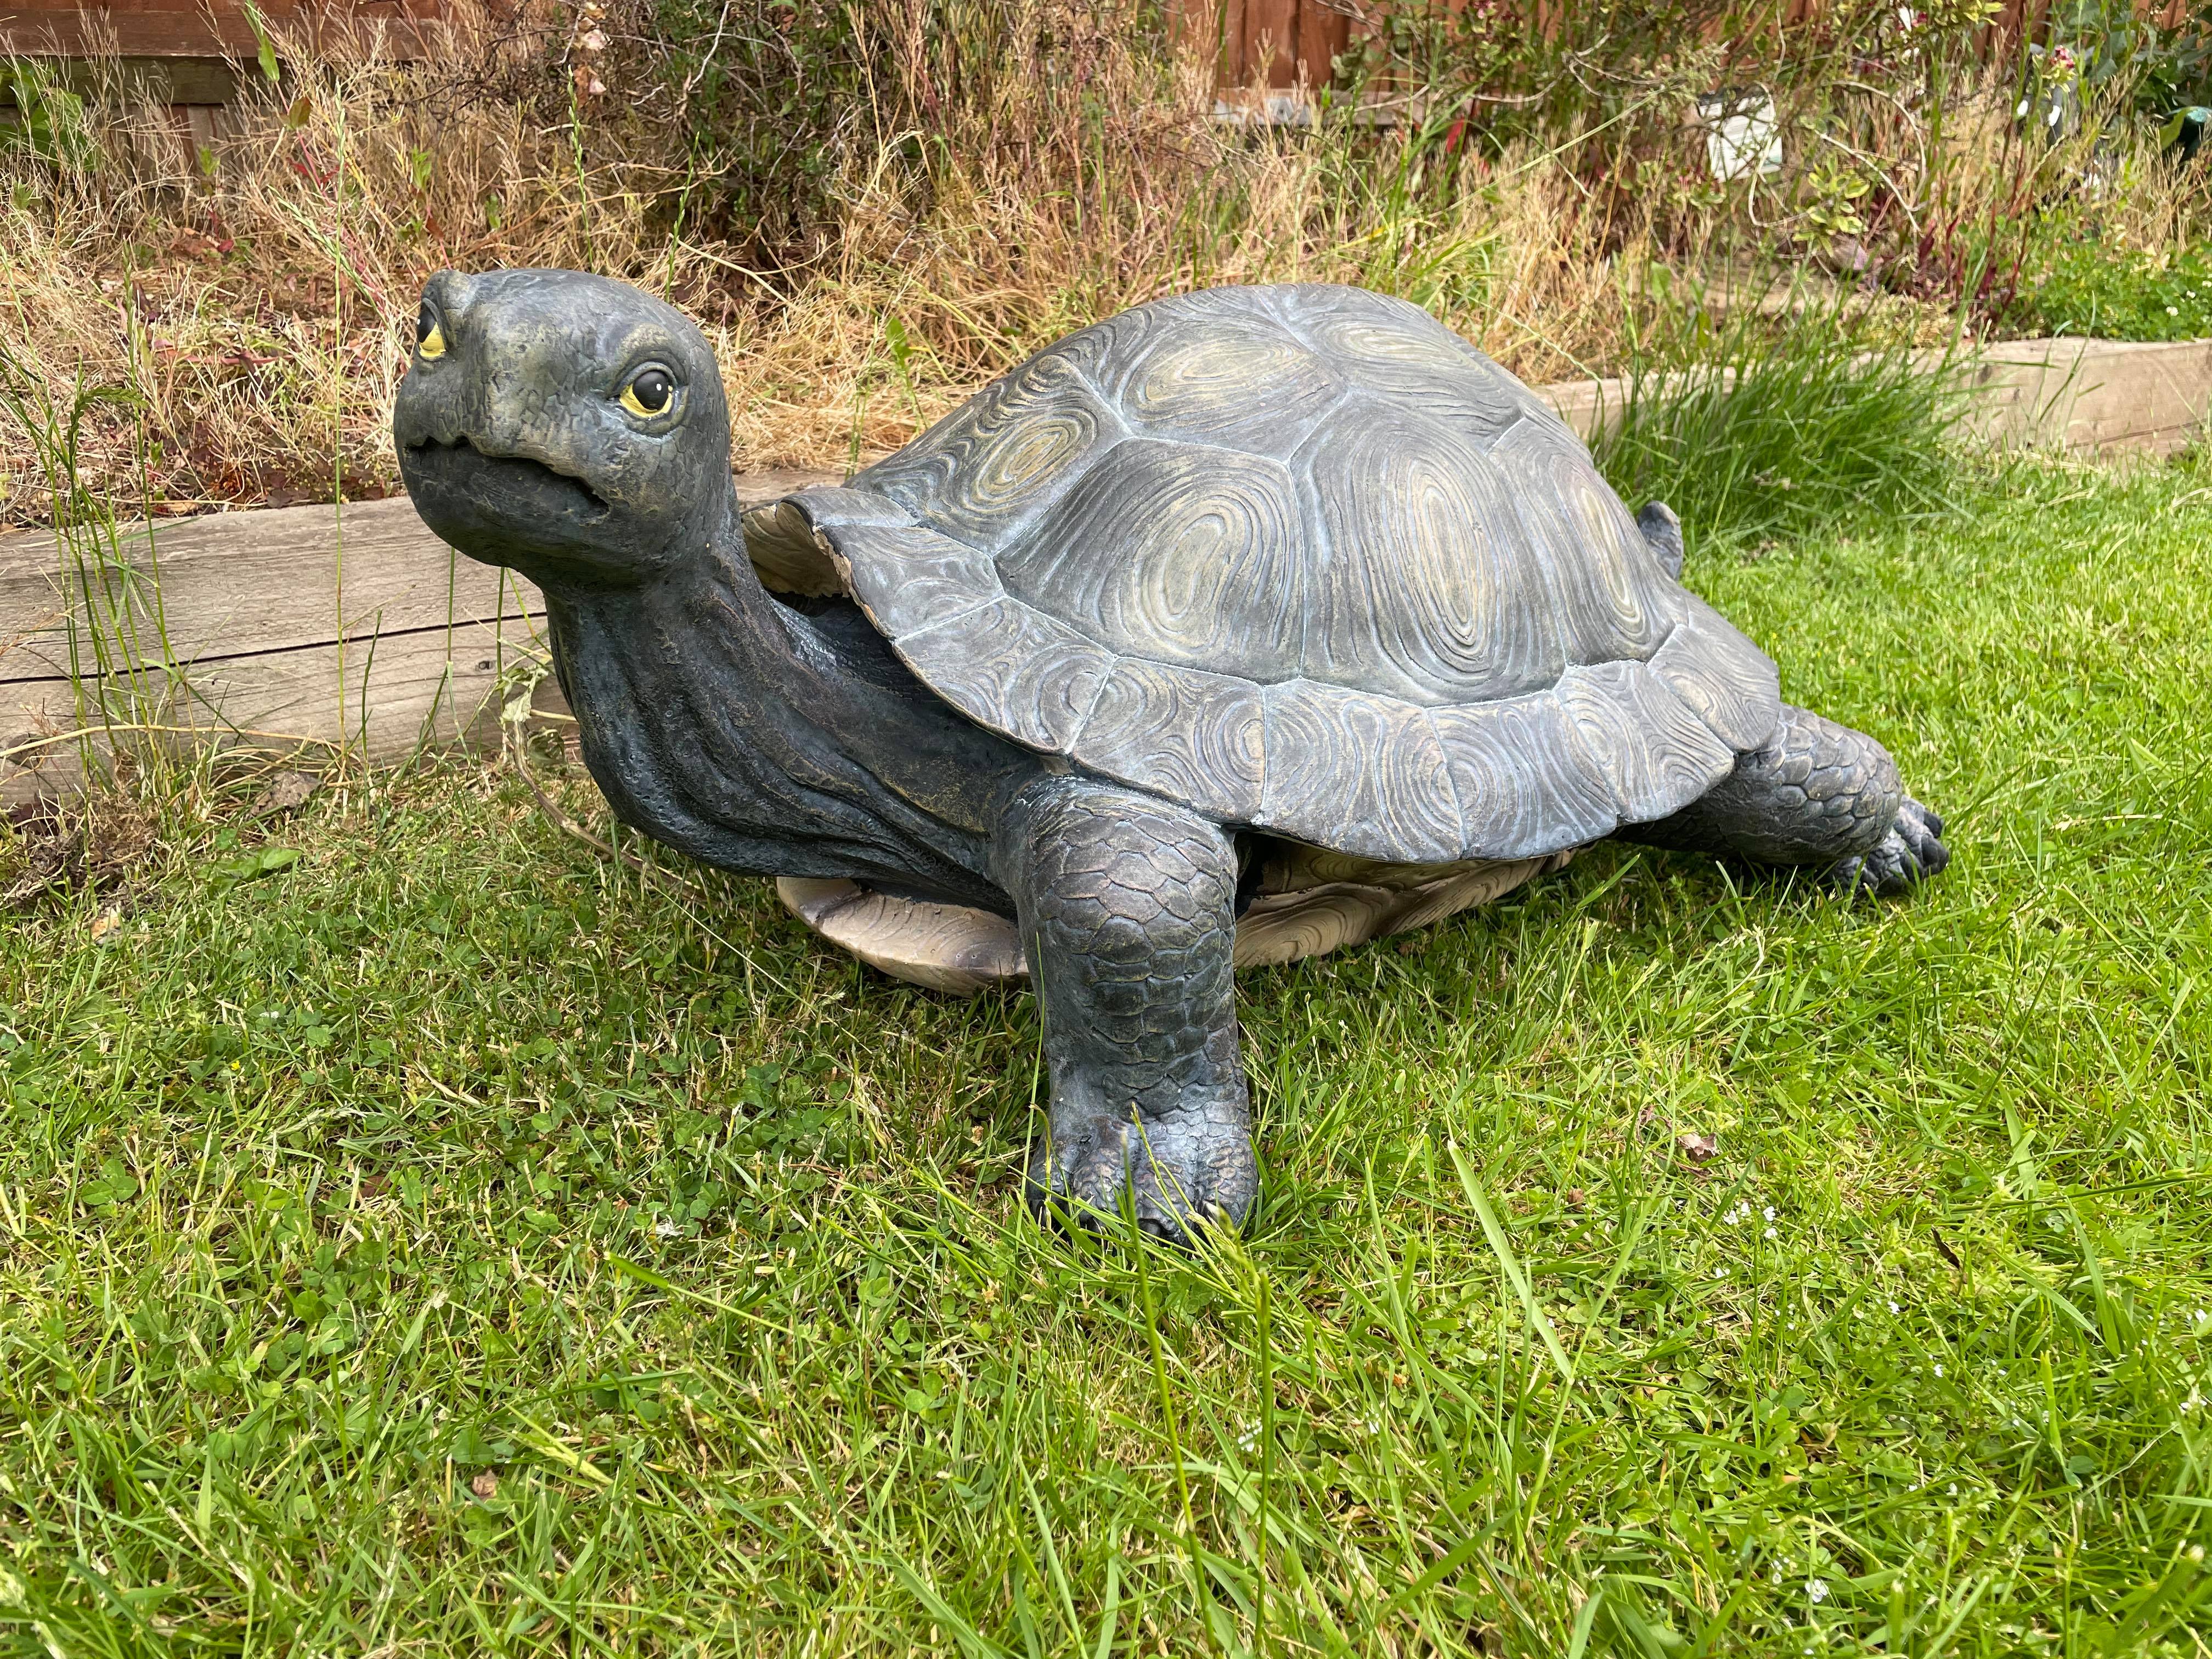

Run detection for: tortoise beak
[[399, 436, 615, 574]]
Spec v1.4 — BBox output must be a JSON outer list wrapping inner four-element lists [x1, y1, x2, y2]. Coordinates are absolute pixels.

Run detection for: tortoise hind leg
[[991, 776, 1257, 1242], [1618, 704, 1949, 897]]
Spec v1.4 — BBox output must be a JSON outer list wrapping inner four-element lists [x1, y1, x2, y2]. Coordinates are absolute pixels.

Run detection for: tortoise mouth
[[397, 434, 634, 580], [401, 435, 614, 521]]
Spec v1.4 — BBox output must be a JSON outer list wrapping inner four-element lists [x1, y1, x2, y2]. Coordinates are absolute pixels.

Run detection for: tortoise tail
[[1637, 501, 1685, 580]]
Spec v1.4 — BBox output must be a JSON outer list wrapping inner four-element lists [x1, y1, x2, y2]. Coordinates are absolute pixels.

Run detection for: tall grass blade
[[1447, 1142, 1572, 1382]]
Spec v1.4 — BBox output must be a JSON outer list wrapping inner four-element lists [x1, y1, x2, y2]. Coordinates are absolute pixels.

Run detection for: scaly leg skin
[[991, 776, 1257, 1243], [1620, 704, 1950, 897]]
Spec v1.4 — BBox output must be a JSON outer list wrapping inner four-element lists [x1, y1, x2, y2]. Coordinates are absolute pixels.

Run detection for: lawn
[[2, 457, 2209, 1656]]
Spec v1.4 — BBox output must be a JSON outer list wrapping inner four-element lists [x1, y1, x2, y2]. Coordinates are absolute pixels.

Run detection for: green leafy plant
[[2034, 0, 2212, 121], [0, 62, 93, 172], [1801, 157, 1874, 239], [208, 844, 302, 889], [2010, 236, 2212, 340], [241, 2, 283, 86]]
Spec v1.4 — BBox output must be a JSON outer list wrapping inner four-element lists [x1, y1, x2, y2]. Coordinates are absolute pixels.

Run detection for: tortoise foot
[[1826, 797, 1949, 898], [995, 776, 1259, 1248], [1026, 1097, 1257, 1246]]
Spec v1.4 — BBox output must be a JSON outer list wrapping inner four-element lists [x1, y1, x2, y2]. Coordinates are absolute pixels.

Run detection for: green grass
[[3, 458, 2212, 1655], [1590, 311, 1968, 558]]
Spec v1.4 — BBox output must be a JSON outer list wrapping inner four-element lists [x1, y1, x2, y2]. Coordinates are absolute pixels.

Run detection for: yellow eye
[[620, 366, 676, 419], [415, 302, 446, 360]]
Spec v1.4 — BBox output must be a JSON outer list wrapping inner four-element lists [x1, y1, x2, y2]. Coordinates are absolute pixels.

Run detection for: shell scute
[[1061, 301, 1343, 457], [1293, 397, 1562, 705], [828, 519, 1003, 638], [1649, 593, 1782, 754], [791, 485, 913, 528], [1071, 657, 1266, 821], [1424, 693, 1623, 860], [1553, 661, 1736, 823], [891, 597, 1114, 755], [998, 438, 1306, 682], [853, 353, 1121, 550], [1261, 285, 1530, 449], [1489, 416, 1676, 668], [1260, 682, 1462, 864]]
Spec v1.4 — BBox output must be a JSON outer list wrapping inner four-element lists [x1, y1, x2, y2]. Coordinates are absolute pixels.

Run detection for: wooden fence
[[0, 0, 441, 60], [5, 0, 2194, 108], [1173, 0, 2197, 100], [0, 0, 443, 125]]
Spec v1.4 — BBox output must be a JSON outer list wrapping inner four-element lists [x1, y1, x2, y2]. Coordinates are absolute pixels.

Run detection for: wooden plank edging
[[0, 470, 845, 802], [1536, 335, 2212, 456], [0, 498, 554, 802]]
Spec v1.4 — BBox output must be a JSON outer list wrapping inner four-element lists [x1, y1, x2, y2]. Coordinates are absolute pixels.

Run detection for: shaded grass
[[2, 458, 2211, 1652], [1590, 304, 1971, 557]]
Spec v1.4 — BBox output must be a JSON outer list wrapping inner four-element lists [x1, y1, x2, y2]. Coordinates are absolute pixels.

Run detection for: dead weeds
[[2, 1, 2204, 531], [2, 790, 158, 906]]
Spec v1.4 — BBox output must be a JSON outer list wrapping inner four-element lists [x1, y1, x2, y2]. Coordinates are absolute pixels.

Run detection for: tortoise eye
[[415, 302, 447, 360], [620, 366, 676, 419]]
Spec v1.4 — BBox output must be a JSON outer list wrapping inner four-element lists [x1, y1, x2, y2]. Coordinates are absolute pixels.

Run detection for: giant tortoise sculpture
[[394, 271, 1949, 1240]]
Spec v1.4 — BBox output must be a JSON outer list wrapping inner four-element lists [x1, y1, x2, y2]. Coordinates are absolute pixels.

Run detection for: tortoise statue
[[394, 270, 1950, 1240]]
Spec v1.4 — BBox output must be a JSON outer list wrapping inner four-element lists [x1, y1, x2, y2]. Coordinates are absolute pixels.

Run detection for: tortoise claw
[[1827, 797, 1950, 898], [1026, 1103, 1257, 1248]]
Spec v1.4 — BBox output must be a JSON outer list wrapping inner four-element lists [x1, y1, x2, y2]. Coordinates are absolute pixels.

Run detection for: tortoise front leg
[[991, 776, 1257, 1242], [1619, 703, 1950, 896]]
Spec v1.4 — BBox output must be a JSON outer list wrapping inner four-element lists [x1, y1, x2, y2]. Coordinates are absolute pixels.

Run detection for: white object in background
[[1698, 92, 1782, 181], [1209, 94, 1406, 129], [1212, 94, 1316, 128]]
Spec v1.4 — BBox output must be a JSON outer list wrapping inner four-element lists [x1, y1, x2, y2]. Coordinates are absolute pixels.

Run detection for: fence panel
[[1172, 0, 2198, 98]]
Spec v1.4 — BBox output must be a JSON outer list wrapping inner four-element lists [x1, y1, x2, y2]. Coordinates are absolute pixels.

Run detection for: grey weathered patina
[[395, 270, 1949, 1242]]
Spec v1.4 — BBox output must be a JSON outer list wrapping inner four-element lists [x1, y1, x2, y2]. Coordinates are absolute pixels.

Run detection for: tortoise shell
[[759, 283, 1781, 864]]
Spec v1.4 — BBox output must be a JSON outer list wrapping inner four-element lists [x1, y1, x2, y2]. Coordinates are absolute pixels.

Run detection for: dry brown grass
[[740, 118, 1673, 467], [1, 10, 665, 523], [0, 2, 1685, 522], [2, 0, 2204, 529]]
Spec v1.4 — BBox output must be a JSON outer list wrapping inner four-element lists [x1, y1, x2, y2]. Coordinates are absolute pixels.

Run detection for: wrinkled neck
[[515, 476, 743, 607], [537, 490, 1023, 906]]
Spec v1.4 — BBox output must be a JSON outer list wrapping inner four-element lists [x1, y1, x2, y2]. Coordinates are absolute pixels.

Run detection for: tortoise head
[[393, 269, 732, 590]]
